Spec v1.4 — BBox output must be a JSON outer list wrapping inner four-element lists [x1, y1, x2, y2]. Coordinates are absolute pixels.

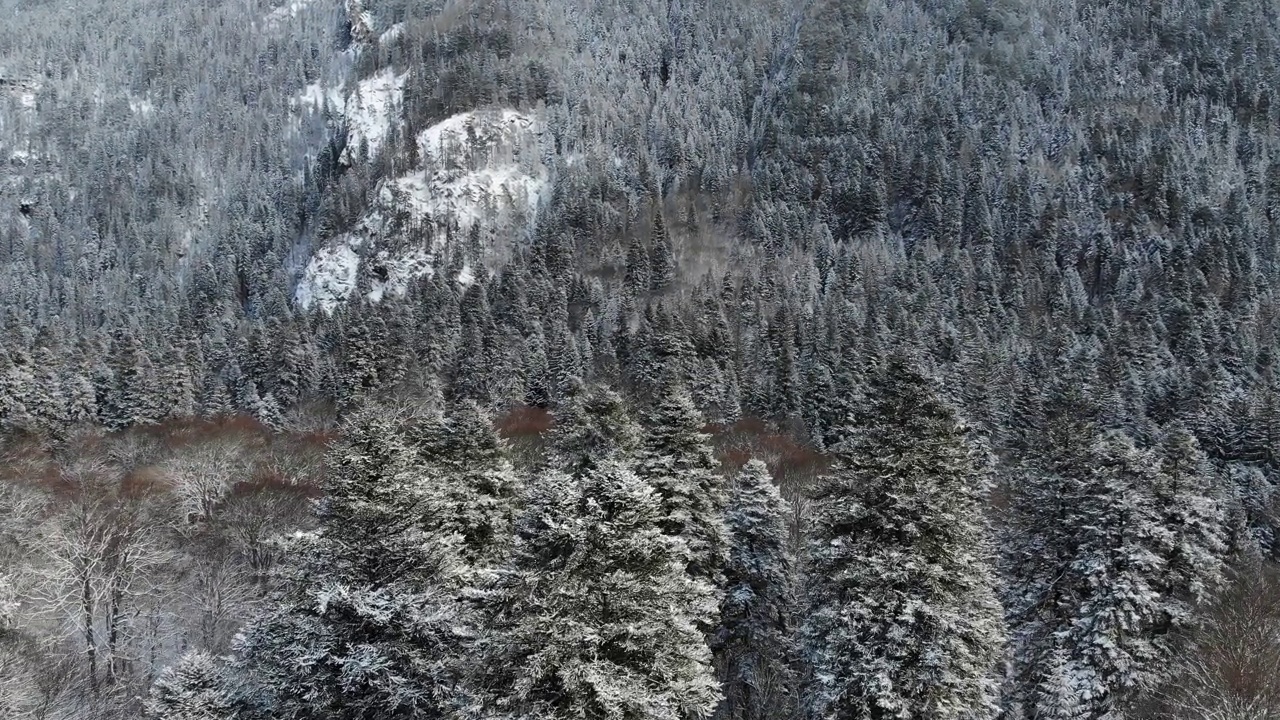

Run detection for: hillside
[[2, 0, 1280, 718]]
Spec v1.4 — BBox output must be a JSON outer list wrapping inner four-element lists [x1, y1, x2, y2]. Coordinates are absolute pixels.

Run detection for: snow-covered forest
[[3, 0, 1280, 717]]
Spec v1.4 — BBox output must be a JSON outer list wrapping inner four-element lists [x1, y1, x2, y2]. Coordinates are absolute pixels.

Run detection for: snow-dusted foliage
[[1154, 426, 1227, 623], [145, 650, 236, 720], [1060, 431, 1170, 713], [404, 401, 523, 569], [549, 382, 644, 472], [233, 408, 473, 719], [635, 384, 729, 627], [714, 460, 797, 720], [0, 575, 15, 633], [1006, 373, 1230, 718], [801, 357, 1006, 720], [479, 460, 721, 720]]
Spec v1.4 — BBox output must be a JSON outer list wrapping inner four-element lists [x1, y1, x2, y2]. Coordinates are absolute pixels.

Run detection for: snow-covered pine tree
[[1029, 646, 1086, 720], [635, 382, 728, 613], [232, 407, 471, 719], [714, 459, 797, 720], [549, 380, 643, 472], [405, 401, 522, 570], [1061, 430, 1171, 715], [801, 355, 1005, 720], [1154, 424, 1226, 626], [650, 209, 676, 293], [145, 651, 236, 720], [479, 459, 721, 720], [1003, 348, 1103, 714]]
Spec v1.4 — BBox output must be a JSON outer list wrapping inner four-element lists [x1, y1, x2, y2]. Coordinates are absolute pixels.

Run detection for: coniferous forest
[[3, 0, 1280, 717]]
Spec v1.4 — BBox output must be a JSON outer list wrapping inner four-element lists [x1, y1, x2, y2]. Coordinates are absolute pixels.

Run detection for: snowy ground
[[296, 109, 549, 312]]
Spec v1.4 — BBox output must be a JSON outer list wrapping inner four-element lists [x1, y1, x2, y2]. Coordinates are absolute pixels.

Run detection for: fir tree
[[405, 401, 522, 569], [145, 651, 236, 720], [714, 459, 797, 720], [650, 210, 677, 293], [801, 356, 1005, 720], [550, 381, 643, 473], [479, 460, 721, 720], [1060, 431, 1170, 716], [1154, 425, 1227, 625], [636, 383, 729, 604], [232, 407, 472, 719]]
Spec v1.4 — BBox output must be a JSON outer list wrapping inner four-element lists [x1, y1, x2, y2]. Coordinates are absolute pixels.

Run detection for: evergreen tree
[[1029, 647, 1086, 720], [233, 407, 471, 719], [801, 357, 1005, 720], [1154, 425, 1227, 625], [479, 460, 721, 720], [1059, 431, 1170, 716], [550, 381, 643, 473], [405, 401, 522, 569], [714, 459, 797, 720], [636, 383, 729, 606], [650, 210, 677, 293], [145, 651, 236, 720]]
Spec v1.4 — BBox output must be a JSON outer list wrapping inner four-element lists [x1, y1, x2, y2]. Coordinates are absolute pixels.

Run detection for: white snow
[[263, 0, 320, 28], [128, 96, 155, 117], [296, 241, 361, 312], [339, 68, 407, 165], [296, 109, 549, 312], [367, 248, 434, 303], [379, 23, 404, 44], [3, 75, 40, 110], [293, 81, 346, 113]]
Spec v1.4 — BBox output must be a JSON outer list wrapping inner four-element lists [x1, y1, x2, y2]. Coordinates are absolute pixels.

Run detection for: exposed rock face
[[296, 109, 549, 312]]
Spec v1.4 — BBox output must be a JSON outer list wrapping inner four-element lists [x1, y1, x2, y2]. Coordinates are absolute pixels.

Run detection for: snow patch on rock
[[296, 242, 361, 312], [339, 68, 407, 165], [263, 0, 321, 29], [296, 109, 549, 312], [379, 23, 404, 44], [128, 95, 155, 117], [294, 81, 346, 113]]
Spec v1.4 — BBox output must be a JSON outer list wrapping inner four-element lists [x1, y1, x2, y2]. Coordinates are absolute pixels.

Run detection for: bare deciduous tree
[[1137, 562, 1280, 719]]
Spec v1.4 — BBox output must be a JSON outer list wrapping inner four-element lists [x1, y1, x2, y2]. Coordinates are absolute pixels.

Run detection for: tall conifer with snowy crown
[[801, 356, 1005, 720], [479, 459, 721, 720], [636, 382, 729, 631], [714, 459, 798, 720], [232, 407, 474, 720]]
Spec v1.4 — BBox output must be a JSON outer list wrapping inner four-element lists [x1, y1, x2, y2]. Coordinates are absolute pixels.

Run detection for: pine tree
[[624, 234, 652, 300], [1029, 646, 1086, 720], [1154, 425, 1226, 625], [232, 407, 472, 719], [801, 356, 1005, 720], [1061, 431, 1170, 715], [550, 382, 643, 473], [650, 210, 677, 293], [635, 383, 729, 605], [714, 460, 797, 720], [479, 460, 721, 720], [405, 401, 522, 569], [145, 651, 236, 720]]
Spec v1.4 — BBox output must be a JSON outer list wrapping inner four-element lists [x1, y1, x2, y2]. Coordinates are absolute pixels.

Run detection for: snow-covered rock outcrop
[[293, 67, 407, 166], [338, 67, 407, 165], [296, 109, 549, 312]]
